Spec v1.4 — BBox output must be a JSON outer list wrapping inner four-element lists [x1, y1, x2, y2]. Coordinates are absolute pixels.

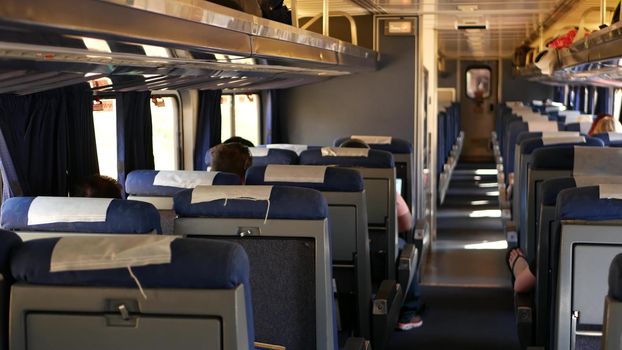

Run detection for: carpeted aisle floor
[[386, 163, 521, 350]]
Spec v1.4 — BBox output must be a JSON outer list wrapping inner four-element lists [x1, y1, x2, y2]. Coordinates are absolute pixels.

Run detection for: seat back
[[299, 148, 398, 280], [174, 185, 336, 350], [1, 197, 161, 240], [592, 132, 622, 146], [245, 164, 372, 338], [553, 187, 622, 350], [248, 147, 299, 166], [125, 170, 241, 233], [0, 231, 23, 350], [603, 253, 622, 350], [9, 235, 253, 350]]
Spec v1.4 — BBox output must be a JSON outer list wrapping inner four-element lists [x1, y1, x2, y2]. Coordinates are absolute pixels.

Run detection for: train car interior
[[1, 0, 622, 349]]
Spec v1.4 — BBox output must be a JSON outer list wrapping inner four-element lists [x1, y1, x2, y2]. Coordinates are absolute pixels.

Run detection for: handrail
[[299, 11, 359, 46]]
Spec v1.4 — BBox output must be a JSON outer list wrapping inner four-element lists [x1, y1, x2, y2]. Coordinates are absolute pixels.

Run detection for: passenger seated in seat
[[70, 174, 123, 199], [209, 142, 252, 182], [223, 136, 255, 148], [507, 248, 536, 293], [338, 138, 424, 330], [588, 114, 622, 136]]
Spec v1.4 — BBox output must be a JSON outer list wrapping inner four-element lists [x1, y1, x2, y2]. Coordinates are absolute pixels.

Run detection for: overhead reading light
[[384, 19, 415, 36]]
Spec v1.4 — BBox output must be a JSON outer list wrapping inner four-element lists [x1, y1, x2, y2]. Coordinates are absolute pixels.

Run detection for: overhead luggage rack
[[0, 0, 378, 93]]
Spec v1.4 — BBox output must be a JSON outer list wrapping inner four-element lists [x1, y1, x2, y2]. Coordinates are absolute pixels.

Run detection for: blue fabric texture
[[609, 253, 622, 300], [174, 186, 328, 220], [531, 143, 604, 170], [125, 170, 241, 196], [245, 166, 364, 192], [564, 123, 581, 132], [556, 186, 622, 221], [520, 137, 603, 156], [1, 197, 162, 234], [11, 236, 254, 347], [194, 90, 222, 170], [251, 149, 299, 166], [332, 137, 413, 154], [593, 133, 622, 146], [0, 230, 22, 281], [540, 177, 578, 205], [299, 149, 394, 168]]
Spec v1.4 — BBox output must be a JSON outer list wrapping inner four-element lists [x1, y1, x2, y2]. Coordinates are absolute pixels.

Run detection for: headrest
[[1, 197, 162, 234], [245, 165, 364, 192], [526, 120, 559, 132], [10, 235, 254, 345], [125, 170, 241, 196], [531, 143, 605, 170], [609, 253, 622, 300], [519, 136, 600, 155], [265, 144, 318, 156], [0, 230, 22, 279], [556, 186, 622, 221], [174, 185, 328, 220], [299, 149, 394, 168], [333, 136, 413, 154], [592, 133, 622, 145], [248, 148, 298, 166], [564, 122, 592, 133], [541, 177, 578, 206]]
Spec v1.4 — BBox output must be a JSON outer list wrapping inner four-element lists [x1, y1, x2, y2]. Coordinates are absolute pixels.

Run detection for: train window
[[466, 67, 491, 99], [220, 94, 261, 145], [150, 96, 180, 170], [615, 89, 622, 121], [92, 98, 118, 179]]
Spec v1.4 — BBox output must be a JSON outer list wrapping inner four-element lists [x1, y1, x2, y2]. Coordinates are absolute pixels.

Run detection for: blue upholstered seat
[[174, 185, 328, 220], [333, 137, 413, 154], [125, 170, 241, 196], [531, 144, 604, 171], [1, 197, 162, 234], [299, 149, 394, 168], [541, 177, 578, 206], [249, 148, 299, 166], [245, 165, 364, 192], [556, 186, 622, 221], [593, 133, 622, 146], [519, 136, 603, 156], [609, 253, 622, 301], [11, 236, 254, 347]]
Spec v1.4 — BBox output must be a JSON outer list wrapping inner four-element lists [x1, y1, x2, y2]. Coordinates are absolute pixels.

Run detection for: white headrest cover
[[541, 136, 585, 146], [28, 197, 113, 226], [527, 121, 558, 132], [321, 147, 369, 157], [249, 147, 270, 157], [191, 185, 273, 204], [266, 144, 308, 155], [351, 135, 392, 145], [153, 171, 217, 189], [599, 184, 622, 200], [50, 235, 176, 272], [265, 164, 327, 183]]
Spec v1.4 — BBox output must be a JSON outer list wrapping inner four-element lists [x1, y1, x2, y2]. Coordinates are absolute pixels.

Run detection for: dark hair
[[70, 175, 123, 199], [223, 136, 255, 148], [338, 138, 370, 149], [210, 143, 252, 179]]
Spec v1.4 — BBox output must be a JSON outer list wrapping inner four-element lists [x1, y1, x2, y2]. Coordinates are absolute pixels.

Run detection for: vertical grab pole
[[601, 0, 607, 26], [323, 0, 329, 36], [290, 0, 299, 27]]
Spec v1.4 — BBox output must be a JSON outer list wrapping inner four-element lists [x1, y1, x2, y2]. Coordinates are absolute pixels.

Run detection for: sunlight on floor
[[474, 169, 497, 175], [468, 209, 502, 218], [485, 191, 500, 196], [470, 200, 493, 205], [477, 183, 498, 188], [464, 240, 508, 250]]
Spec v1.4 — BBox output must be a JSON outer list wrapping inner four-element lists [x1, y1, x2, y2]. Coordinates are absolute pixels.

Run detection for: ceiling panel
[[294, 0, 615, 58]]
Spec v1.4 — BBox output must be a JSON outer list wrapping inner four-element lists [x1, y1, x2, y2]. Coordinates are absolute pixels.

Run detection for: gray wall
[[277, 29, 416, 146], [438, 59, 457, 88]]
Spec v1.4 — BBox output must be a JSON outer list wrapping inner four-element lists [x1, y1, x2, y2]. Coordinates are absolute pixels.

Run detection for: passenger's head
[[591, 115, 622, 135], [338, 138, 370, 149], [70, 175, 123, 199], [209, 142, 252, 180], [223, 136, 255, 148]]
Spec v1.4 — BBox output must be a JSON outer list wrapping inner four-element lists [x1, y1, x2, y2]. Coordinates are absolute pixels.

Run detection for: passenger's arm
[[396, 193, 412, 233]]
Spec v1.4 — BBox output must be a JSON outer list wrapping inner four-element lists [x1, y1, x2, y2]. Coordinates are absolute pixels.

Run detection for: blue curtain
[[0, 84, 98, 199], [116, 91, 155, 193], [261, 90, 284, 144], [194, 90, 222, 170], [595, 87, 610, 115], [553, 86, 565, 103]]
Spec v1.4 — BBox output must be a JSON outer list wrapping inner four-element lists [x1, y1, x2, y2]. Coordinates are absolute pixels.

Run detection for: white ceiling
[[293, 0, 614, 58]]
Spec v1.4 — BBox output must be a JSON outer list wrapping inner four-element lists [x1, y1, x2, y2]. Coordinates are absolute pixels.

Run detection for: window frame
[[464, 66, 492, 100], [220, 92, 262, 145]]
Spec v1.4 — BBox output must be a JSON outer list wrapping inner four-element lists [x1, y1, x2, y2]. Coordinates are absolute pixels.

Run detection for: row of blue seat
[[437, 103, 464, 204], [493, 101, 622, 350]]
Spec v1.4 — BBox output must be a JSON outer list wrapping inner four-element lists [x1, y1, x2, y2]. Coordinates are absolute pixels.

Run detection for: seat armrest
[[372, 280, 403, 350], [342, 337, 371, 350], [514, 291, 534, 348], [397, 244, 417, 300]]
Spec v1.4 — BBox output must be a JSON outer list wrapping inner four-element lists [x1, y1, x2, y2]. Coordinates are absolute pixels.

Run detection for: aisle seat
[[9, 235, 254, 350], [248, 147, 299, 166]]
